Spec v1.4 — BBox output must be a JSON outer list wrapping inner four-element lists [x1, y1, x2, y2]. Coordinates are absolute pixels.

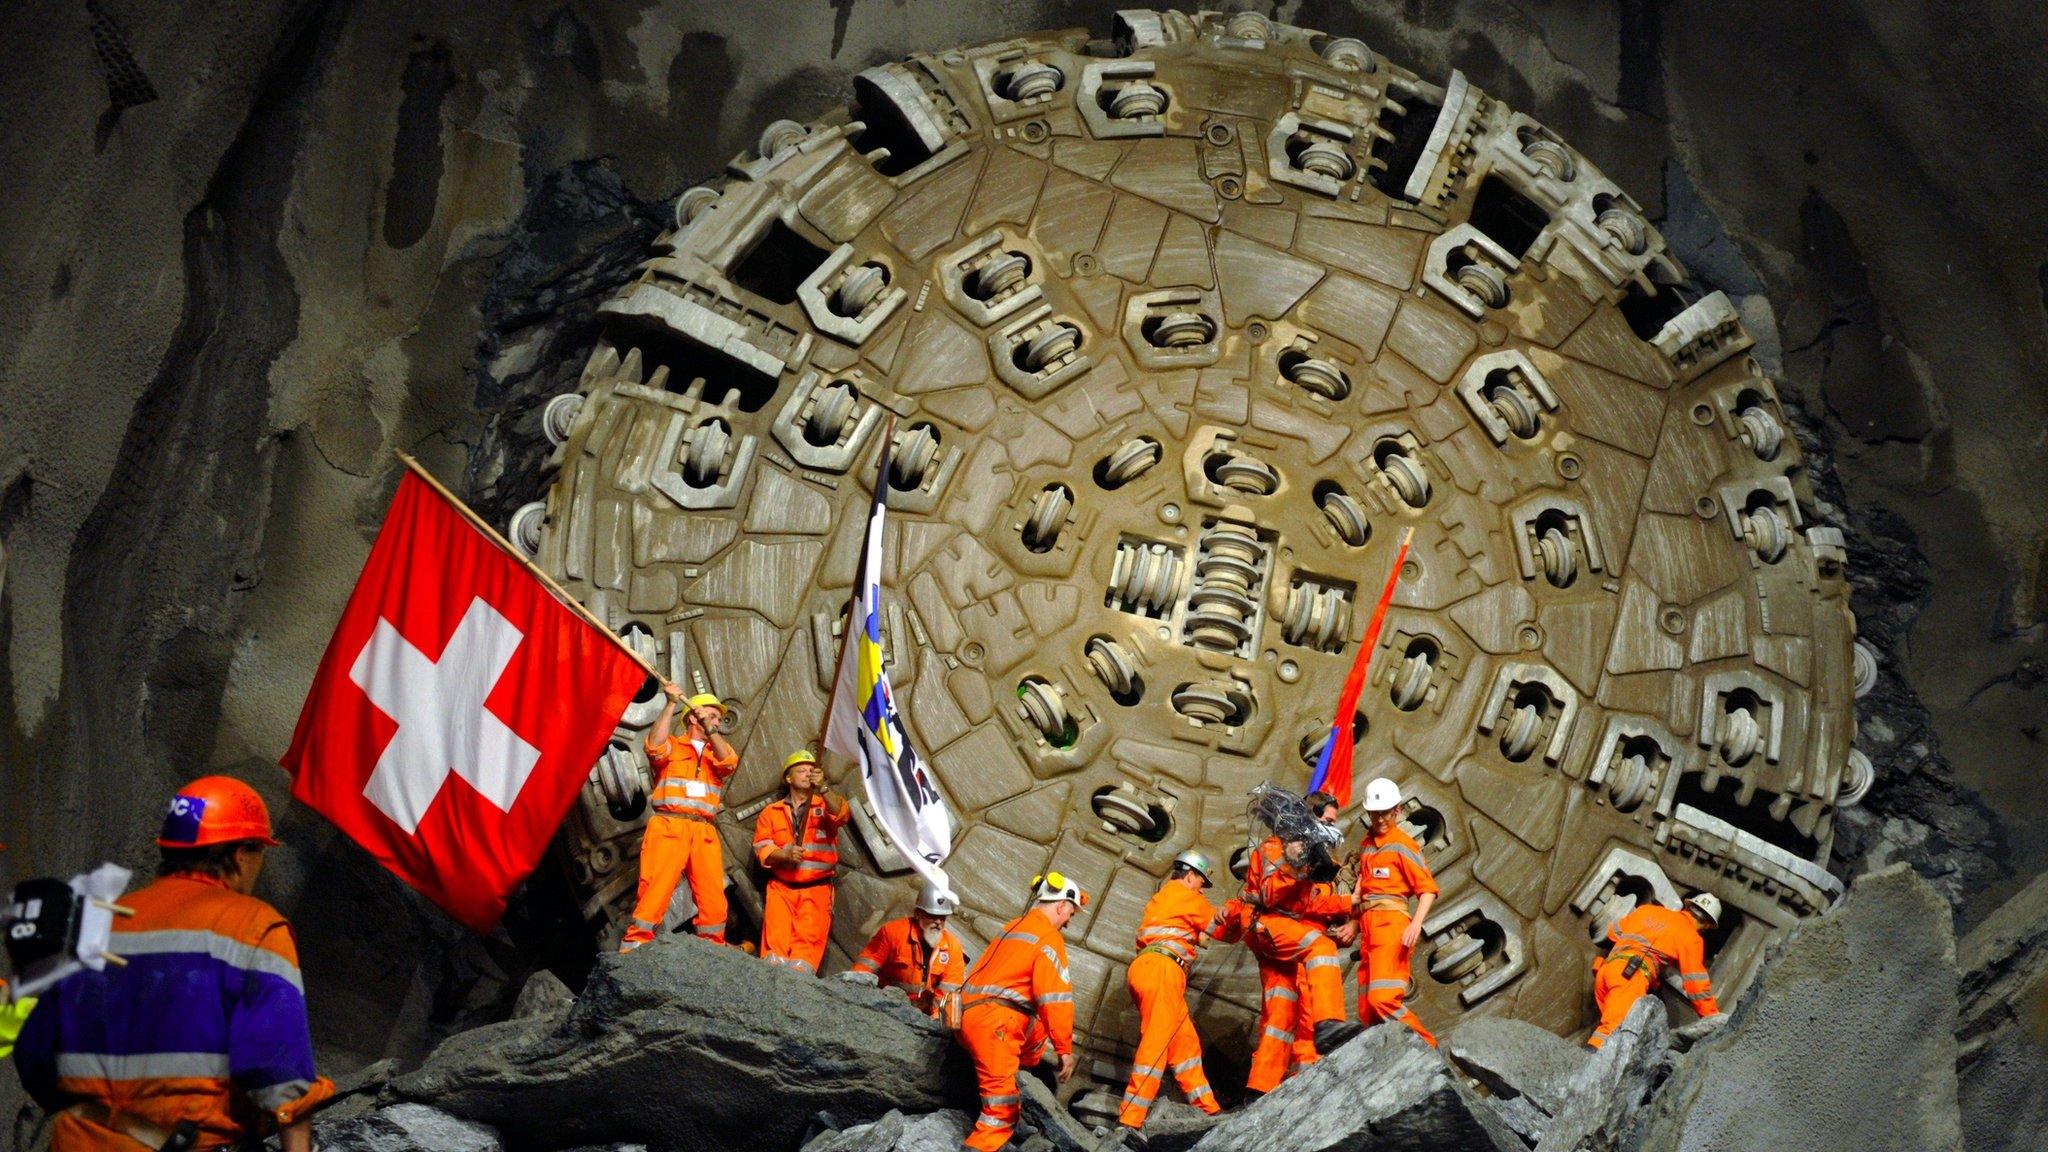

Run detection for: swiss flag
[[283, 472, 647, 932]]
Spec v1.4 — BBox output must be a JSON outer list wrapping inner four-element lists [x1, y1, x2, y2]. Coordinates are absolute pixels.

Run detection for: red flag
[[283, 472, 646, 932], [1307, 528, 1414, 807]]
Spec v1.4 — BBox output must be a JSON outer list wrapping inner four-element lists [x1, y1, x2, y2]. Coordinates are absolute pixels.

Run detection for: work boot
[[1313, 1019, 1362, 1055]]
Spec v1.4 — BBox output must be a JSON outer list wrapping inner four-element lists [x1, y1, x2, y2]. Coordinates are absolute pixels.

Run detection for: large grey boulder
[[511, 968, 575, 1020], [1191, 1026, 1519, 1152], [801, 1110, 973, 1152], [1640, 864, 1961, 1152], [393, 934, 976, 1151], [1446, 1016, 1591, 1117], [1533, 997, 1669, 1152], [321, 1103, 503, 1152], [1956, 871, 2048, 1152]]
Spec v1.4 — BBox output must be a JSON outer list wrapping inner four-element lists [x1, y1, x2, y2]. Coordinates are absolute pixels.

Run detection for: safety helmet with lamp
[[1031, 871, 1088, 907], [1684, 892, 1723, 926], [915, 882, 958, 917], [157, 776, 279, 849]]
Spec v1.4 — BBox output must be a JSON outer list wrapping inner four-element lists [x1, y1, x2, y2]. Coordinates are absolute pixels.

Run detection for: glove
[[836, 970, 879, 986]]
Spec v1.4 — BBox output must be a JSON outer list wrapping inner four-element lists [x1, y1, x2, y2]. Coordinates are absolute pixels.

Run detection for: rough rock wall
[[1, 0, 2043, 1084]]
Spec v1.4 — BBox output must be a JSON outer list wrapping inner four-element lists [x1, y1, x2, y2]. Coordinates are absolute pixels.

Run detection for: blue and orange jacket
[[12, 874, 334, 1148]]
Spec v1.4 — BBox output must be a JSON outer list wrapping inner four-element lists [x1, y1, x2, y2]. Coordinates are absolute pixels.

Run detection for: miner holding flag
[[283, 457, 650, 933], [824, 423, 956, 903]]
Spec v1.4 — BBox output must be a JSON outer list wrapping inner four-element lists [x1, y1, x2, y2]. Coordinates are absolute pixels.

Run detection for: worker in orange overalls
[[1589, 892, 1724, 1048], [753, 749, 852, 974], [1114, 849, 1234, 1138], [1352, 777, 1439, 1045], [847, 881, 965, 1017], [12, 778, 333, 1151], [956, 872, 1084, 1152], [621, 682, 737, 951], [1244, 790, 1357, 1097]]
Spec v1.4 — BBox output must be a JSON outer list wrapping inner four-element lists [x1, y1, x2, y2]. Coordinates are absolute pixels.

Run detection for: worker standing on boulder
[[1588, 893, 1724, 1048], [847, 881, 965, 1016], [1352, 777, 1438, 1045], [1243, 787, 1357, 1097], [12, 778, 333, 1151], [956, 873, 1084, 1152], [1114, 850, 1232, 1141], [621, 682, 738, 951], [753, 750, 852, 974]]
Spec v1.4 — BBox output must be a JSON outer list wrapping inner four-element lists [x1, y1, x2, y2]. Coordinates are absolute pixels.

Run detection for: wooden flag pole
[[394, 451, 664, 683]]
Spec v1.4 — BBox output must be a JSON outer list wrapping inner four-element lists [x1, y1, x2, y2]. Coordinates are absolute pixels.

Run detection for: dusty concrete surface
[[0, 0, 2043, 1082]]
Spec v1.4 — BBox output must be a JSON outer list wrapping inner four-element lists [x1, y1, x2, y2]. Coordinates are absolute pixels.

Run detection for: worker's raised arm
[[648, 680, 682, 750]]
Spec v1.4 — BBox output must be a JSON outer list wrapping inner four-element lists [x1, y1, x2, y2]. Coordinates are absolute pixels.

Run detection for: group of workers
[[610, 679, 1726, 1151], [0, 681, 1726, 1152]]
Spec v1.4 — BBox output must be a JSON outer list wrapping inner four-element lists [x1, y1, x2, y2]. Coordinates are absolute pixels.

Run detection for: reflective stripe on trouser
[[1119, 951, 1221, 1127], [1247, 963, 1315, 1093], [760, 878, 834, 974], [621, 814, 728, 950], [1358, 906, 1434, 1046], [959, 1001, 1051, 1152], [1588, 954, 1654, 1048]]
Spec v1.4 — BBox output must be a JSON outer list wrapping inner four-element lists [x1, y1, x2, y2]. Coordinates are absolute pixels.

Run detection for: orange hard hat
[[157, 776, 279, 849]]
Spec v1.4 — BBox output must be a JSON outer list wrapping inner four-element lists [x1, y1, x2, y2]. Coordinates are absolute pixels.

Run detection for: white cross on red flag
[[283, 472, 647, 932]]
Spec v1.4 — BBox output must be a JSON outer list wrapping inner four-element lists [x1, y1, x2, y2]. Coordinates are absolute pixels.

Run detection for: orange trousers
[[760, 879, 834, 974], [1118, 952, 1221, 1127], [1246, 915, 1343, 1092], [1588, 953, 1654, 1048], [959, 1002, 1052, 1152], [1357, 907, 1434, 1045], [621, 814, 728, 950]]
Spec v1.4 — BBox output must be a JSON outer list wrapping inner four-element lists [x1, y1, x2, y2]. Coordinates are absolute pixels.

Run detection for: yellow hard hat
[[783, 749, 819, 771], [686, 693, 724, 713]]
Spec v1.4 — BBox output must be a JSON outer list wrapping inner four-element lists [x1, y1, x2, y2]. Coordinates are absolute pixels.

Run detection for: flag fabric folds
[[1307, 528, 1415, 808], [284, 472, 647, 932], [824, 433, 956, 899]]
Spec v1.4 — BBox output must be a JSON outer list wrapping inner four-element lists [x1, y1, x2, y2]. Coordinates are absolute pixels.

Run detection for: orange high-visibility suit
[[1353, 825, 1439, 1045], [1244, 837, 1354, 1093], [1117, 883, 1233, 1128], [622, 735, 738, 950], [853, 916, 965, 1016], [957, 907, 1073, 1152], [752, 792, 852, 974], [1589, 903, 1719, 1048]]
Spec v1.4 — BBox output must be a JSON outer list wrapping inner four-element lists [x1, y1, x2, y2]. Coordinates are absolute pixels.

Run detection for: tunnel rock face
[[521, 9, 1861, 1080]]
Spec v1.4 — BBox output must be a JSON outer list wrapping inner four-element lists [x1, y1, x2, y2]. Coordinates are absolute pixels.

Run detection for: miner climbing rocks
[[1114, 849, 1234, 1140], [1589, 892, 1725, 1048], [621, 683, 738, 951], [12, 778, 333, 1152], [845, 881, 965, 1017], [1352, 777, 1439, 1045], [1243, 789, 1357, 1096], [956, 872, 1084, 1152], [753, 749, 852, 974]]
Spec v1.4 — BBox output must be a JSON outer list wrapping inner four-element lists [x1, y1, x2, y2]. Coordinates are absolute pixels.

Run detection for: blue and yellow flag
[[824, 427, 955, 898]]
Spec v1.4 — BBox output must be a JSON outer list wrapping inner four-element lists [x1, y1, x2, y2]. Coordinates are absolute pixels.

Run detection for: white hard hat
[[1032, 870, 1088, 907], [915, 882, 957, 917], [1684, 892, 1723, 925], [1362, 777, 1402, 813]]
